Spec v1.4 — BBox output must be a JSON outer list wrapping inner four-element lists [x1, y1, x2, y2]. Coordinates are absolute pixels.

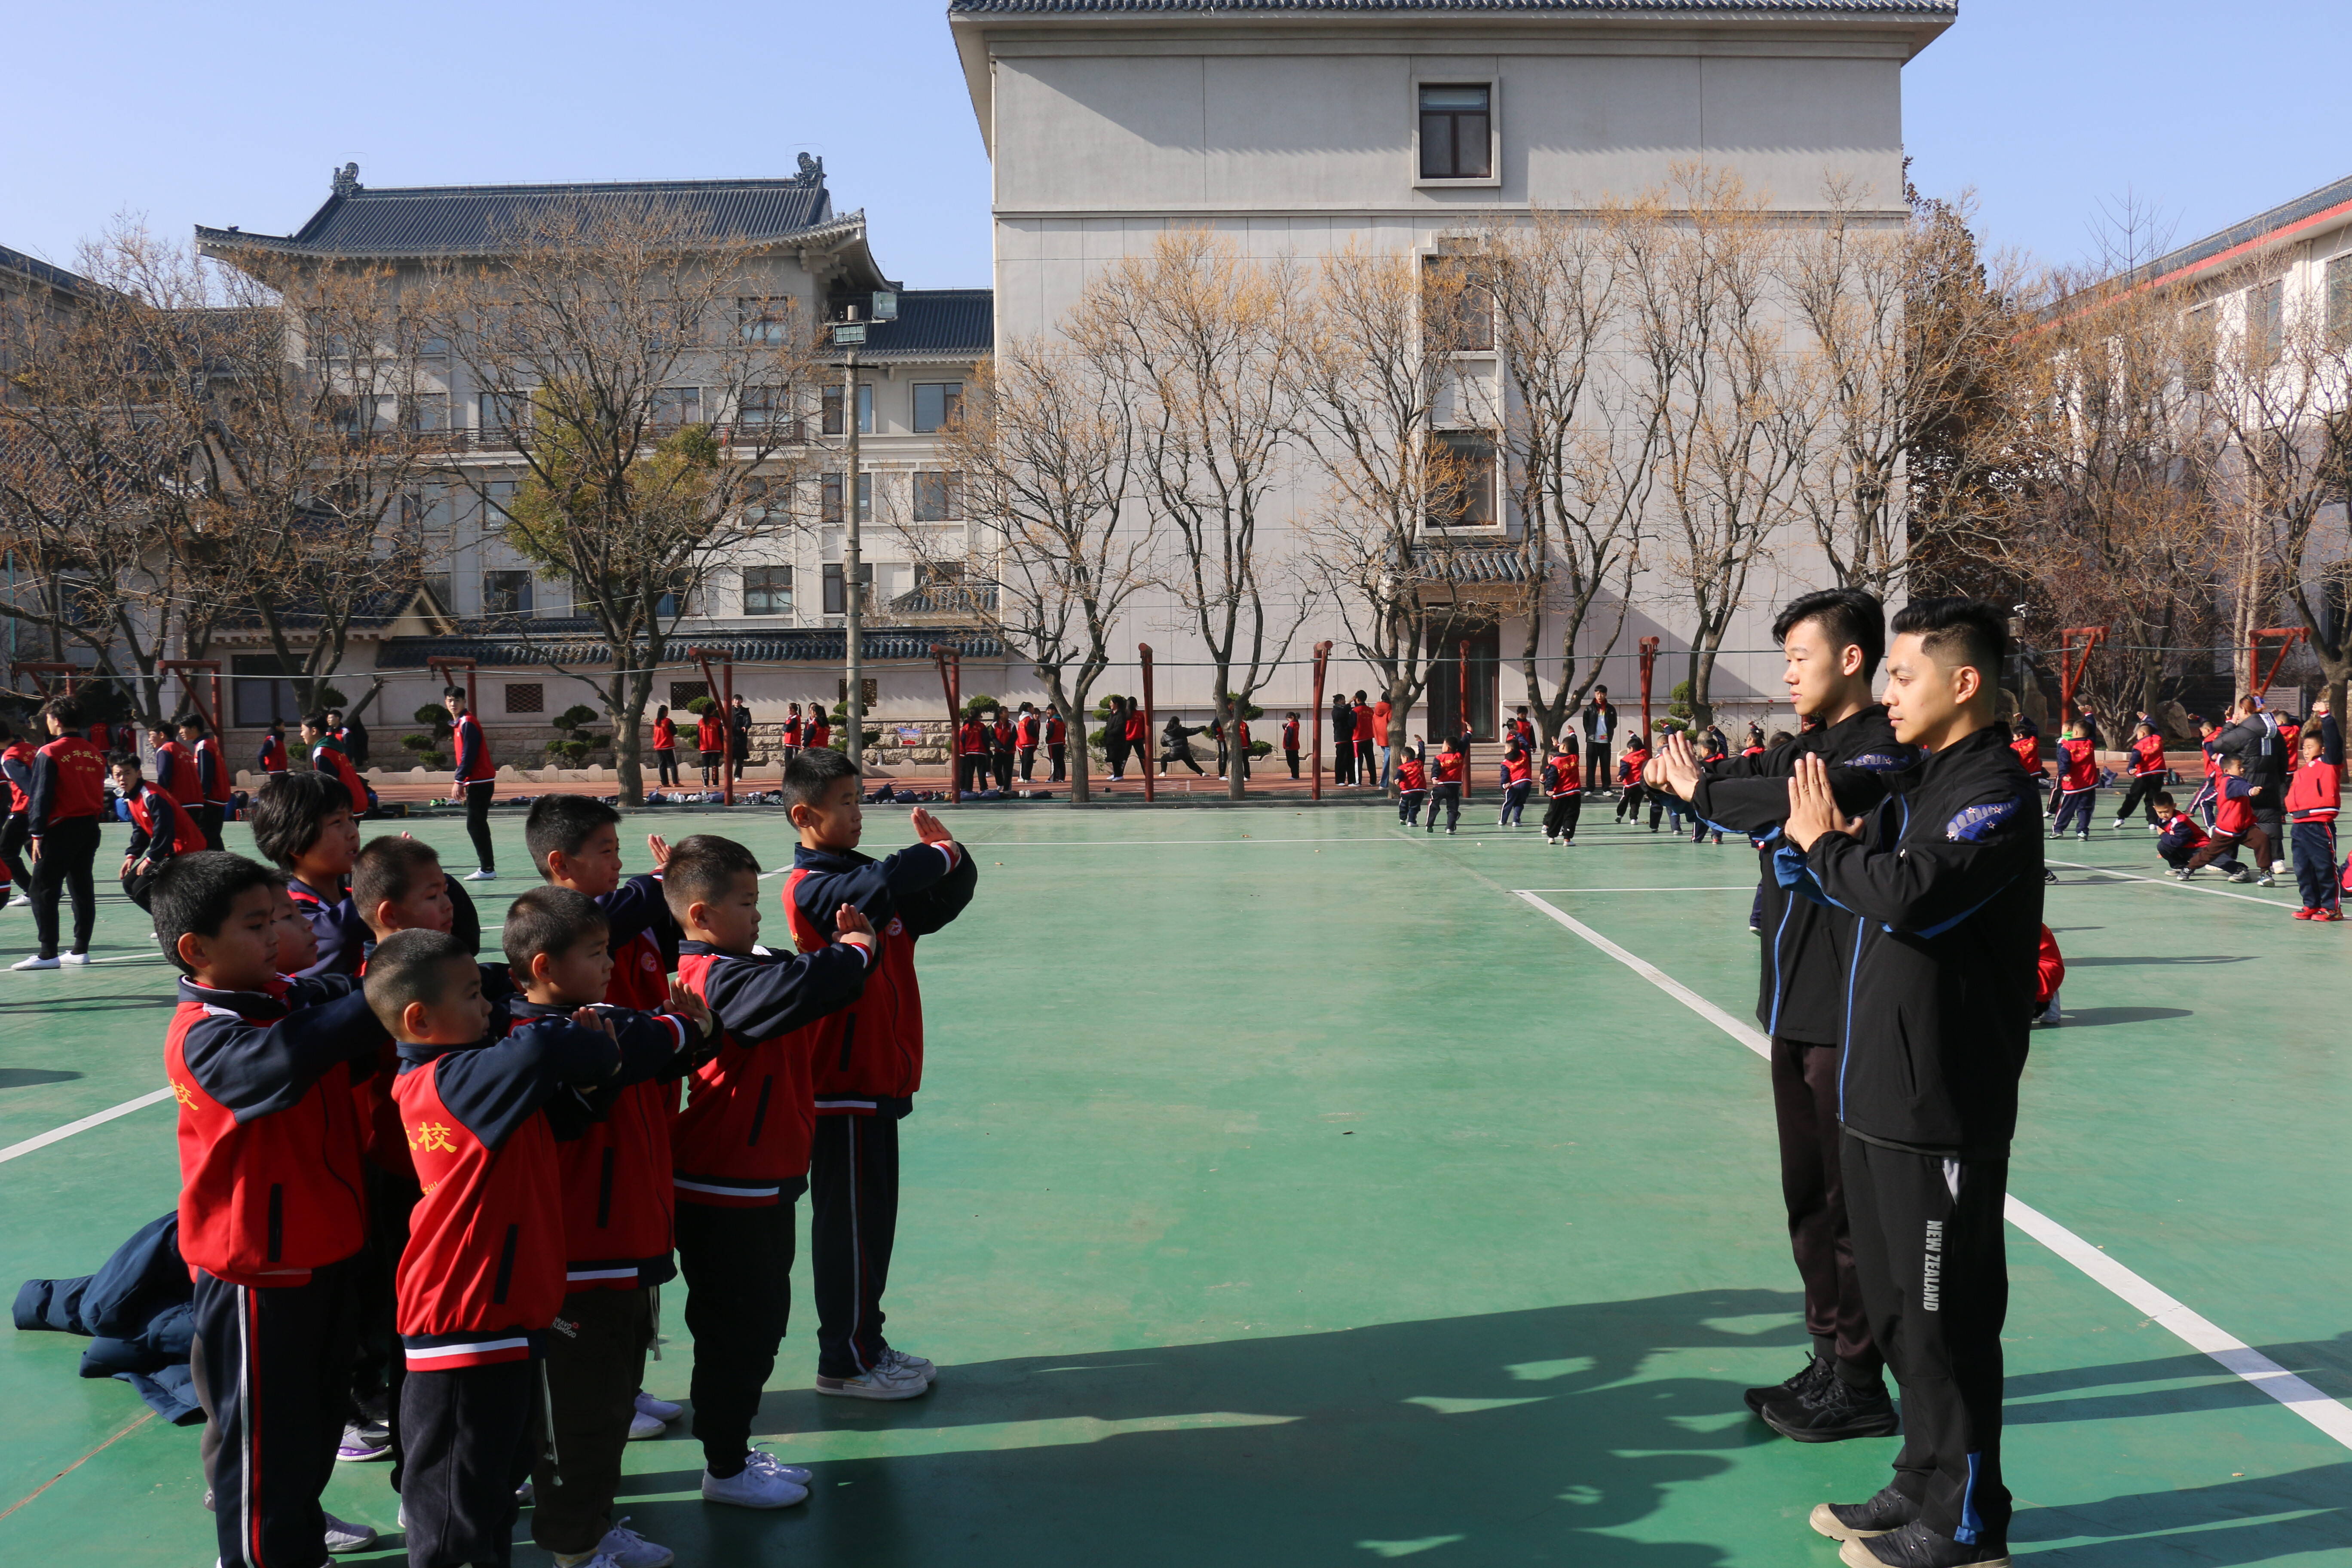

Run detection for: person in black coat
[[1102, 697, 1131, 781], [1580, 688, 1617, 796], [1160, 716, 1204, 776], [1329, 695, 1355, 784], [2214, 697, 2289, 872]]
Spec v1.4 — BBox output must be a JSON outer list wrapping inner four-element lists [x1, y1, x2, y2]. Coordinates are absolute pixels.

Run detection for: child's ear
[[368, 900, 396, 936], [528, 951, 552, 986], [400, 998, 430, 1039], [175, 931, 208, 972], [686, 900, 711, 931]]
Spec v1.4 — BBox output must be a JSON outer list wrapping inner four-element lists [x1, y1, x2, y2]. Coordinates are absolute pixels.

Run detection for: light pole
[[836, 308, 867, 772]]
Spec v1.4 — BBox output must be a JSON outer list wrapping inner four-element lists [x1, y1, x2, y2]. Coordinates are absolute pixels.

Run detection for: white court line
[[2048, 859, 2297, 910], [1513, 886, 1755, 894], [1512, 888, 2352, 1452], [0, 1087, 174, 1166]]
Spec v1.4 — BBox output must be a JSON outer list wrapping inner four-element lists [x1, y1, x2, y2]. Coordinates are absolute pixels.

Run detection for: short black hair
[[301, 710, 333, 732], [662, 834, 761, 921], [525, 794, 622, 877], [38, 695, 79, 732], [2154, 791, 2177, 808], [503, 885, 609, 974], [107, 751, 141, 774], [1773, 588, 1886, 680], [179, 716, 207, 735], [352, 836, 443, 925], [248, 771, 353, 869], [1889, 597, 2008, 685], [364, 928, 475, 1036], [783, 746, 858, 813], [152, 851, 280, 976]]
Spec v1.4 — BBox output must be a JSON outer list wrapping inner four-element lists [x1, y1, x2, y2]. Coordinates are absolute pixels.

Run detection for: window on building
[[482, 570, 533, 619], [653, 386, 703, 426], [402, 392, 448, 433], [231, 655, 306, 728], [654, 574, 695, 619], [1418, 85, 1492, 181], [502, 681, 544, 715], [820, 472, 873, 525], [2328, 255, 2352, 346], [420, 333, 451, 359], [738, 385, 792, 432], [1428, 433, 1496, 528], [669, 681, 708, 709], [479, 390, 524, 439], [822, 562, 845, 615], [838, 677, 878, 706], [741, 476, 790, 525], [2247, 279, 2285, 365], [821, 384, 874, 435], [740, 298, 796, 344], [1422, 255, 1494, 352], [744, 565, 793, 616], [913, 381, 964, 433], [912, 470, 963, 523]]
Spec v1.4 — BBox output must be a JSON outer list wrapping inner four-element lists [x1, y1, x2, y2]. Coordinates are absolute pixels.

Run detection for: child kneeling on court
[[371, 928, 625, 1568], [2151, 793, 2207, 873], [504, 886, 718, 1567], [782, 747, 980, 1399], [666, 835, 874, 1504], [110, 751, 205, 913]]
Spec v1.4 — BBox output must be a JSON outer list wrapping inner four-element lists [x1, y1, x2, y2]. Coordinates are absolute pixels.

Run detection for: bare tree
[[1076, 229, 1314, 798], [929, 339, 1152, 802], [421, 199, 823, 802]]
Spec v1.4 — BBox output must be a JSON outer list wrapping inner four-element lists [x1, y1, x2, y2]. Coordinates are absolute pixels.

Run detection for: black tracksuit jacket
[[1801, 723, 2045, 1157], [1685, 706, 1913, 1045]]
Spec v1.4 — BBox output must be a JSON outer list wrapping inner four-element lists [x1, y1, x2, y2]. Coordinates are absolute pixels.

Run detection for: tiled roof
[[0, 244, 99, 298], [196, 170, 848, 260], [888, 581, 1001, 615], [949, 0, 1952, 12], [839, 289, 993, 362], [378, 628, 1002, 668], [2135, 171, 2352, 291]]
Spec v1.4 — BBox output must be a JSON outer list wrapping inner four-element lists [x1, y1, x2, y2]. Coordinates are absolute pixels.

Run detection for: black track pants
[[1398, 789, 1427, 827], [1771, 1039, 1879, 1377], [2112, 775, 2165, 824], [1048, 743, 1066, 782], [463, 782, 496, 873], [31, 814, 98, 958], [197, 802, 227, 851], [1540, 794, 1581, 841], [1841, 1131, 2012, 1547], [1583, 742, 1610, 791], [2293, 821, 2339, 911], [1427, 782, 1461, 832], [396, 1359, 538, 1568], [533, 1287, 654, 1555], [674, 1192, 798, 1474], [810, 1112, 901, 1379], [191, 1260, 358, 1568], [0, 811, 28, 895]]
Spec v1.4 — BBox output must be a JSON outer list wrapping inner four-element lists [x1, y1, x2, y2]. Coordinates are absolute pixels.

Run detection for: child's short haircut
[[107, 751, 141, 774], [248, 772, 354, 869], [38, 695, 80, 733], [782, 746, 858, 813], [352, 836, 444, 920], [2154, 792, 2177, 809], [180, 716, 208, 735], [302, 710, 334, 733], [503, 885, 608, 973], [662, 834, 761, 919], [152, 851, 282, 976], [525, 794, 621, 876], [364, 929, 474, 1036]]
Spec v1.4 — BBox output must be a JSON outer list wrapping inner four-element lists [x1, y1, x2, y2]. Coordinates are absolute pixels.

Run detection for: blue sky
[[2, 0, 2344, 287]]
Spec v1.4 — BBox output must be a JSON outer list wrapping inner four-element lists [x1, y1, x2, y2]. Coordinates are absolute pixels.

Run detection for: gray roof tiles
[[379, 628, 1002, 668], [842, 289, 994, 361]]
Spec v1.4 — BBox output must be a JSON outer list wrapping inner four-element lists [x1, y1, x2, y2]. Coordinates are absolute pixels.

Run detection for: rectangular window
[[420, 333, 451, 359], [502, 681, 543, 715], [230, 654, 306, 728], [738, 385, 792, 431], [482, 570, 532, 618], [1419, 85, 1491, 181], [654, 576, 694, 619], [820, 472, 873, 525], [2328, 254, 2352, 345], [912, 381, 963, 433], [402, 392, 448, 433], [823, 562, 845, 615], [2247, 279, 2285, 364], [740, 297, 795, 344], [653, 386, 703, 426], [1422, 256, 1494, 352], [912, 470, 963, 523], [744, 565, 793, 616], [669, 681, 708, 709], [478, 390, 525, 440], [741, 476, 789, 524], [1429, 433, 1496, 528], [821, 384, 874, 435]]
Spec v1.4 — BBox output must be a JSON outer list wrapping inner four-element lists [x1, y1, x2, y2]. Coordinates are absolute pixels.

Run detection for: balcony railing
[[352, 418, 813, 454]]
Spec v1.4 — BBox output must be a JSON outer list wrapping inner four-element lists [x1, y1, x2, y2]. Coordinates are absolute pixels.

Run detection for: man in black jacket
[[1651, 588, 1911, 1443], [1785, 597, 2040, 1568], [1329, 695, 1355, 785], [2214, 697, 2289, 875], [1580, 688, 1617, 795]]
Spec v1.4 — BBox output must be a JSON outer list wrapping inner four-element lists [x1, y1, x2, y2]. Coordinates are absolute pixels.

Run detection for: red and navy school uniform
[[258, 730, 290, 775], [287, 876, 370, 979], [989, 718, 1015, 787], [805, 717, 830, 750], [310, 737, 368, 815], [695, 712, 726, 760], [2052, 735, 2098, 834], [2113, 732, 2169, 825], [596, 873, 676, 1013], [120, 782, 204, 913], [29, 732, 107, 959], [0, 736, 34, 894], [956, 719, 990, 794], [1395, 753, 1430, 825], [1014, 710, 1041, 780], [1044, 710, 1067, 781], [167, 972, 387, 1568], [783, 837, 977, 1378], [781, 713, 802, 749], [2286, 758, 2341, 912], [453, 713, 494, 787], [153, 738, 202, 808], [193, 734, 231, 847], [1428, 747, 1466, 832]]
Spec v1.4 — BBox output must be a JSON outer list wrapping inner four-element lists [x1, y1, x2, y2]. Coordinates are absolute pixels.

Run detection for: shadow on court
[[2014, 1463, 2352, 1564], [0, 1068, 82, 1088], [2054, 1006, 2196, 1027], [2066, 955, 2254, 967], [611, 1290, 1810, 1567]]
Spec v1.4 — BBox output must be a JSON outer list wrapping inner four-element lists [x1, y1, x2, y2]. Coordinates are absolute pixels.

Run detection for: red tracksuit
[[154, 739, 201, 808], [2287, 758, 2341, 912], [259, 732, 289, 775], [311, 739, 367, 811]]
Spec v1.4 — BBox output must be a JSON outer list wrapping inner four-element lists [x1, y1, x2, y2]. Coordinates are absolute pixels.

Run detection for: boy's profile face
[[182, 884, 281, 992], [793, 774, 864, 851], [180, 725, 200, 744], [271, 889, 318, 973], [305, 807, 361, 879], [689, 869, 764, 953], [375, 861, 452, 936], [546, 821, 624, 897], [403, 956, 491, 1045], [529, 931, 612, 1007]]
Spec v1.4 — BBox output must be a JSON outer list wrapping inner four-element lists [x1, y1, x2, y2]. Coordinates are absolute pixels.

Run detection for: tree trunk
[[1686, 640, 1724, 729], [614, 667, 651, 806]]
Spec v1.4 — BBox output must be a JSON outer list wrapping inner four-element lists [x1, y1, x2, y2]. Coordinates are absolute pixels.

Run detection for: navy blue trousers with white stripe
[[191, 1260, 358, 1568], [810, 1110, 903, 1379]]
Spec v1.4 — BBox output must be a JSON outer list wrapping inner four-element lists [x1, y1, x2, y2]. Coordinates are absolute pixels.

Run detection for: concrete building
[[949, 0, 1955, 736]]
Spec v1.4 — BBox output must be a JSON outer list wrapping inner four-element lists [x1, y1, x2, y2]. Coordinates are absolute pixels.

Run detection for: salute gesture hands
[[1650, 730, 1705, 800], [909, 807, 954, 848], [1783, 754, 1863, 851]]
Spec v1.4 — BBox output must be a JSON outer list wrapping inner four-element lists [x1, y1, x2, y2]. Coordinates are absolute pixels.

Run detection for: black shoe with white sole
[[1810, 1484, 1920, 1541], [1837, 1519, 2009, 1567], [1743, 1354, 1829, 1416], [1761, 1369, 1900, 1442]]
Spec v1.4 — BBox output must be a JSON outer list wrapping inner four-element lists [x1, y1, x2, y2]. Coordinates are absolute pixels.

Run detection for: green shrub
[[684, 695, 717, 716], [398, 733, 449, 771], [545, 703, 608, 768], [961, 694, 1001, 720]]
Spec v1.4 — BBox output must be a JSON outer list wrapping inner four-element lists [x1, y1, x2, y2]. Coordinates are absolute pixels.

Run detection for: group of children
[[958, 702, 1070, 791], [158, 744, 977, 1568]]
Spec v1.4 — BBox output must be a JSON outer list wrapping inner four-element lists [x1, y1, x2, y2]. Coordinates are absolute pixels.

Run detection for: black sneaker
[[1743, 1354, 1829, 1416], [1761, 1369, 1900, 1442], [1836, 1519, 2008, 1567], [1810, 1484, 1919, 1541]]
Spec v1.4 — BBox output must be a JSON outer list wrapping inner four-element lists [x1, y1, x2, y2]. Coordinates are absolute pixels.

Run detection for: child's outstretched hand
[[909, 807, 954, 847], [571, 1005, 616, 1038], [665, 979, 712, 1038], [648, 833, 671, 868], [835, 904, 875, 948]]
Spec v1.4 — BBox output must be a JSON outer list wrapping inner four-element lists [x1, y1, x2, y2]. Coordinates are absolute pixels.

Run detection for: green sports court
[[1, 803, 2346, 1565]]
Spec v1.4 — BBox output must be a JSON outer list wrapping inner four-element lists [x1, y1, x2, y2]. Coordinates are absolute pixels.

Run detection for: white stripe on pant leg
[[238, 1284, 256, 1568], [1512, 889, 2352, 1455], [845, 1118, 867, 1374]]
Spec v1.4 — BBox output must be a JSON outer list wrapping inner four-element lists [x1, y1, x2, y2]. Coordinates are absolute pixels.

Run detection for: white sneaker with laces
[[60, 952, 91, 965], [815, 1361, 929, 1400], [633, 1389, 684, 1424], [701, 1449, 810, 1508], [324, 1512, 378, 1553], [876, 1346, 937, 1383], [11, 955, 57, 971], [628, 1407, 667, 1440], [591, 1518, 675, 1568], [464, 869, 497, 881]]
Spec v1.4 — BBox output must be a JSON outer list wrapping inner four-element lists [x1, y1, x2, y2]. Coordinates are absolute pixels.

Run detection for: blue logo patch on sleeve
[[1945, 799, 2021, 842], [1847, 750, 1916, 772]]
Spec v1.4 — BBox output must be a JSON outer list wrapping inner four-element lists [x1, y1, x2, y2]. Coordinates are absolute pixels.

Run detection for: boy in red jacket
[[1395, 745, 1429, 827], [781, 748, 978, 1399], [1281, 712, 1302, 780], [2152, 792, 2208, 873], [2286, 729, 2342, 919], [156, 851, 389, 1567], [2113, 721, 2168, 830], [1427, 737, 1466, 834], [2050, 720, 2099, 839], [370, 928, 625, 1568], [1541, 739, 1583, 844], [665, 835, 873, 1504], [2182, 757, 2275, 885]]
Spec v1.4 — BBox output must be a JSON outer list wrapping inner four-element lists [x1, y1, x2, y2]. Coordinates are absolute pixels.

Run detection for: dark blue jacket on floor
[[12, 1212, 201, 1423]]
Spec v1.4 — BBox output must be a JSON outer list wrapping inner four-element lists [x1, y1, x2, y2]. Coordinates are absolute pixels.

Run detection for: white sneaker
[[814, 1361, 929, 1400], [10, 955, 57, 970], [464, 869, 497, 881], [633, 1389, 684, 1423], [60, 952, 90, 965], [701, 1449, 810, 1507], [876, 1346, 937, 1383], [591, 1518, 675, 1568], [2272, 859, 2289, 876], [628, 1407, 667, 1440], [324, 1512, 378, 1553]]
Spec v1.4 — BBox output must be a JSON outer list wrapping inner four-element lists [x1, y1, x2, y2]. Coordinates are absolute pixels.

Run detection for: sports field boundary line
[[0, 1086, 173, 1166], [2047, 858, 2298, 909], [1510, 887, 2352, 1453], [1512, 885, 1755, 893]]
